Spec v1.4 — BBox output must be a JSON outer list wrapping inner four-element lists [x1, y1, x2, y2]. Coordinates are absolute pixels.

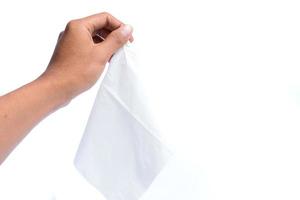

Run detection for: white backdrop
[[0, 0, 300, 199]]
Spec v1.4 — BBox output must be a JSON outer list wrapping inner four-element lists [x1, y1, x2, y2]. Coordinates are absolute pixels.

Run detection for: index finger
[[80, 12, 134, 42], [81, 12, 121, 33]]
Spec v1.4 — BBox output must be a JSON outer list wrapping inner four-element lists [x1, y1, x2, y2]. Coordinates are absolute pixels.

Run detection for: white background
[[0, 0, 300, 199]]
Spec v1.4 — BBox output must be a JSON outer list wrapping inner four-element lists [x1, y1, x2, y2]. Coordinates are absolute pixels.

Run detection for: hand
[[41, 12, 133, 102], [0, 12, 133, 164]]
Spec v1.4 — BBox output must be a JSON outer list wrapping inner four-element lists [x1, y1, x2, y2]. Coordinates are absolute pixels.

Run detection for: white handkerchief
[[74, 44, 172, 200]]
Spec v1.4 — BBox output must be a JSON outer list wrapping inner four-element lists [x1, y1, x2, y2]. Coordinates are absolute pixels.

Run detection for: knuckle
[[101, 12, 113, 25], [101, 11, 111, 17], [66, 19, 81, 30]]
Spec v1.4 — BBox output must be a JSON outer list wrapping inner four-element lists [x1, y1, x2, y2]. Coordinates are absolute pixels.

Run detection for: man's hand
[[0, 12, 133, 164], [43, 12, 133, 101]]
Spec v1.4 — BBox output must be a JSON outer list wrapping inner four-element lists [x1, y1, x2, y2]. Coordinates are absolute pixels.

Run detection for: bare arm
[[0, 12, 133, 164]]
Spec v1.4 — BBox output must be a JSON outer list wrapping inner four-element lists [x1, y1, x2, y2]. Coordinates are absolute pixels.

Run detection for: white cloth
[[74, 44, 172, 200]]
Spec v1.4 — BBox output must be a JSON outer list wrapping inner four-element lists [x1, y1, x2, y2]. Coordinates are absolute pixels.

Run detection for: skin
[[0, 12, 134, 165]]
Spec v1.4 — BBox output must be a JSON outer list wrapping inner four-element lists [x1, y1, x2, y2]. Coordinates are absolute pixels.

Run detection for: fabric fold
[[74, 44, 172, 200]]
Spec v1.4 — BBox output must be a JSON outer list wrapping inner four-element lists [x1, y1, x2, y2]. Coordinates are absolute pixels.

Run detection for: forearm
[[0, 12, 133, 165], [0, 75, 69, 164]]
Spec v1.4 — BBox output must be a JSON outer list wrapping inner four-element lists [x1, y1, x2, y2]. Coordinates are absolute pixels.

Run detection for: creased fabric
[[74, 44, 172, 200]]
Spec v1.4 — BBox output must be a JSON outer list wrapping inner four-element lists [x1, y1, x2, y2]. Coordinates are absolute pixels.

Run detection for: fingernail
[[121, 24, 133, 37]]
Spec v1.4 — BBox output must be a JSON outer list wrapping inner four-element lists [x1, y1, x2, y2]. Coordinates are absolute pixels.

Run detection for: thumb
[[97, 24, 133, 59]]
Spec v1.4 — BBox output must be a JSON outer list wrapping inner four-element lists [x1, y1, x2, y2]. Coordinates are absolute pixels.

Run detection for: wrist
[[35, 72, 74, 109]]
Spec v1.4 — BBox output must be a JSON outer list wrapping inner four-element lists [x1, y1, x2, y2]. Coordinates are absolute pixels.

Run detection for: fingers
[[81, 12, 122, 33], [64, 12, 134, 63], [80, 12, 134, 42], [96, 24, 133, 60], [93, 28, 111, 43]]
